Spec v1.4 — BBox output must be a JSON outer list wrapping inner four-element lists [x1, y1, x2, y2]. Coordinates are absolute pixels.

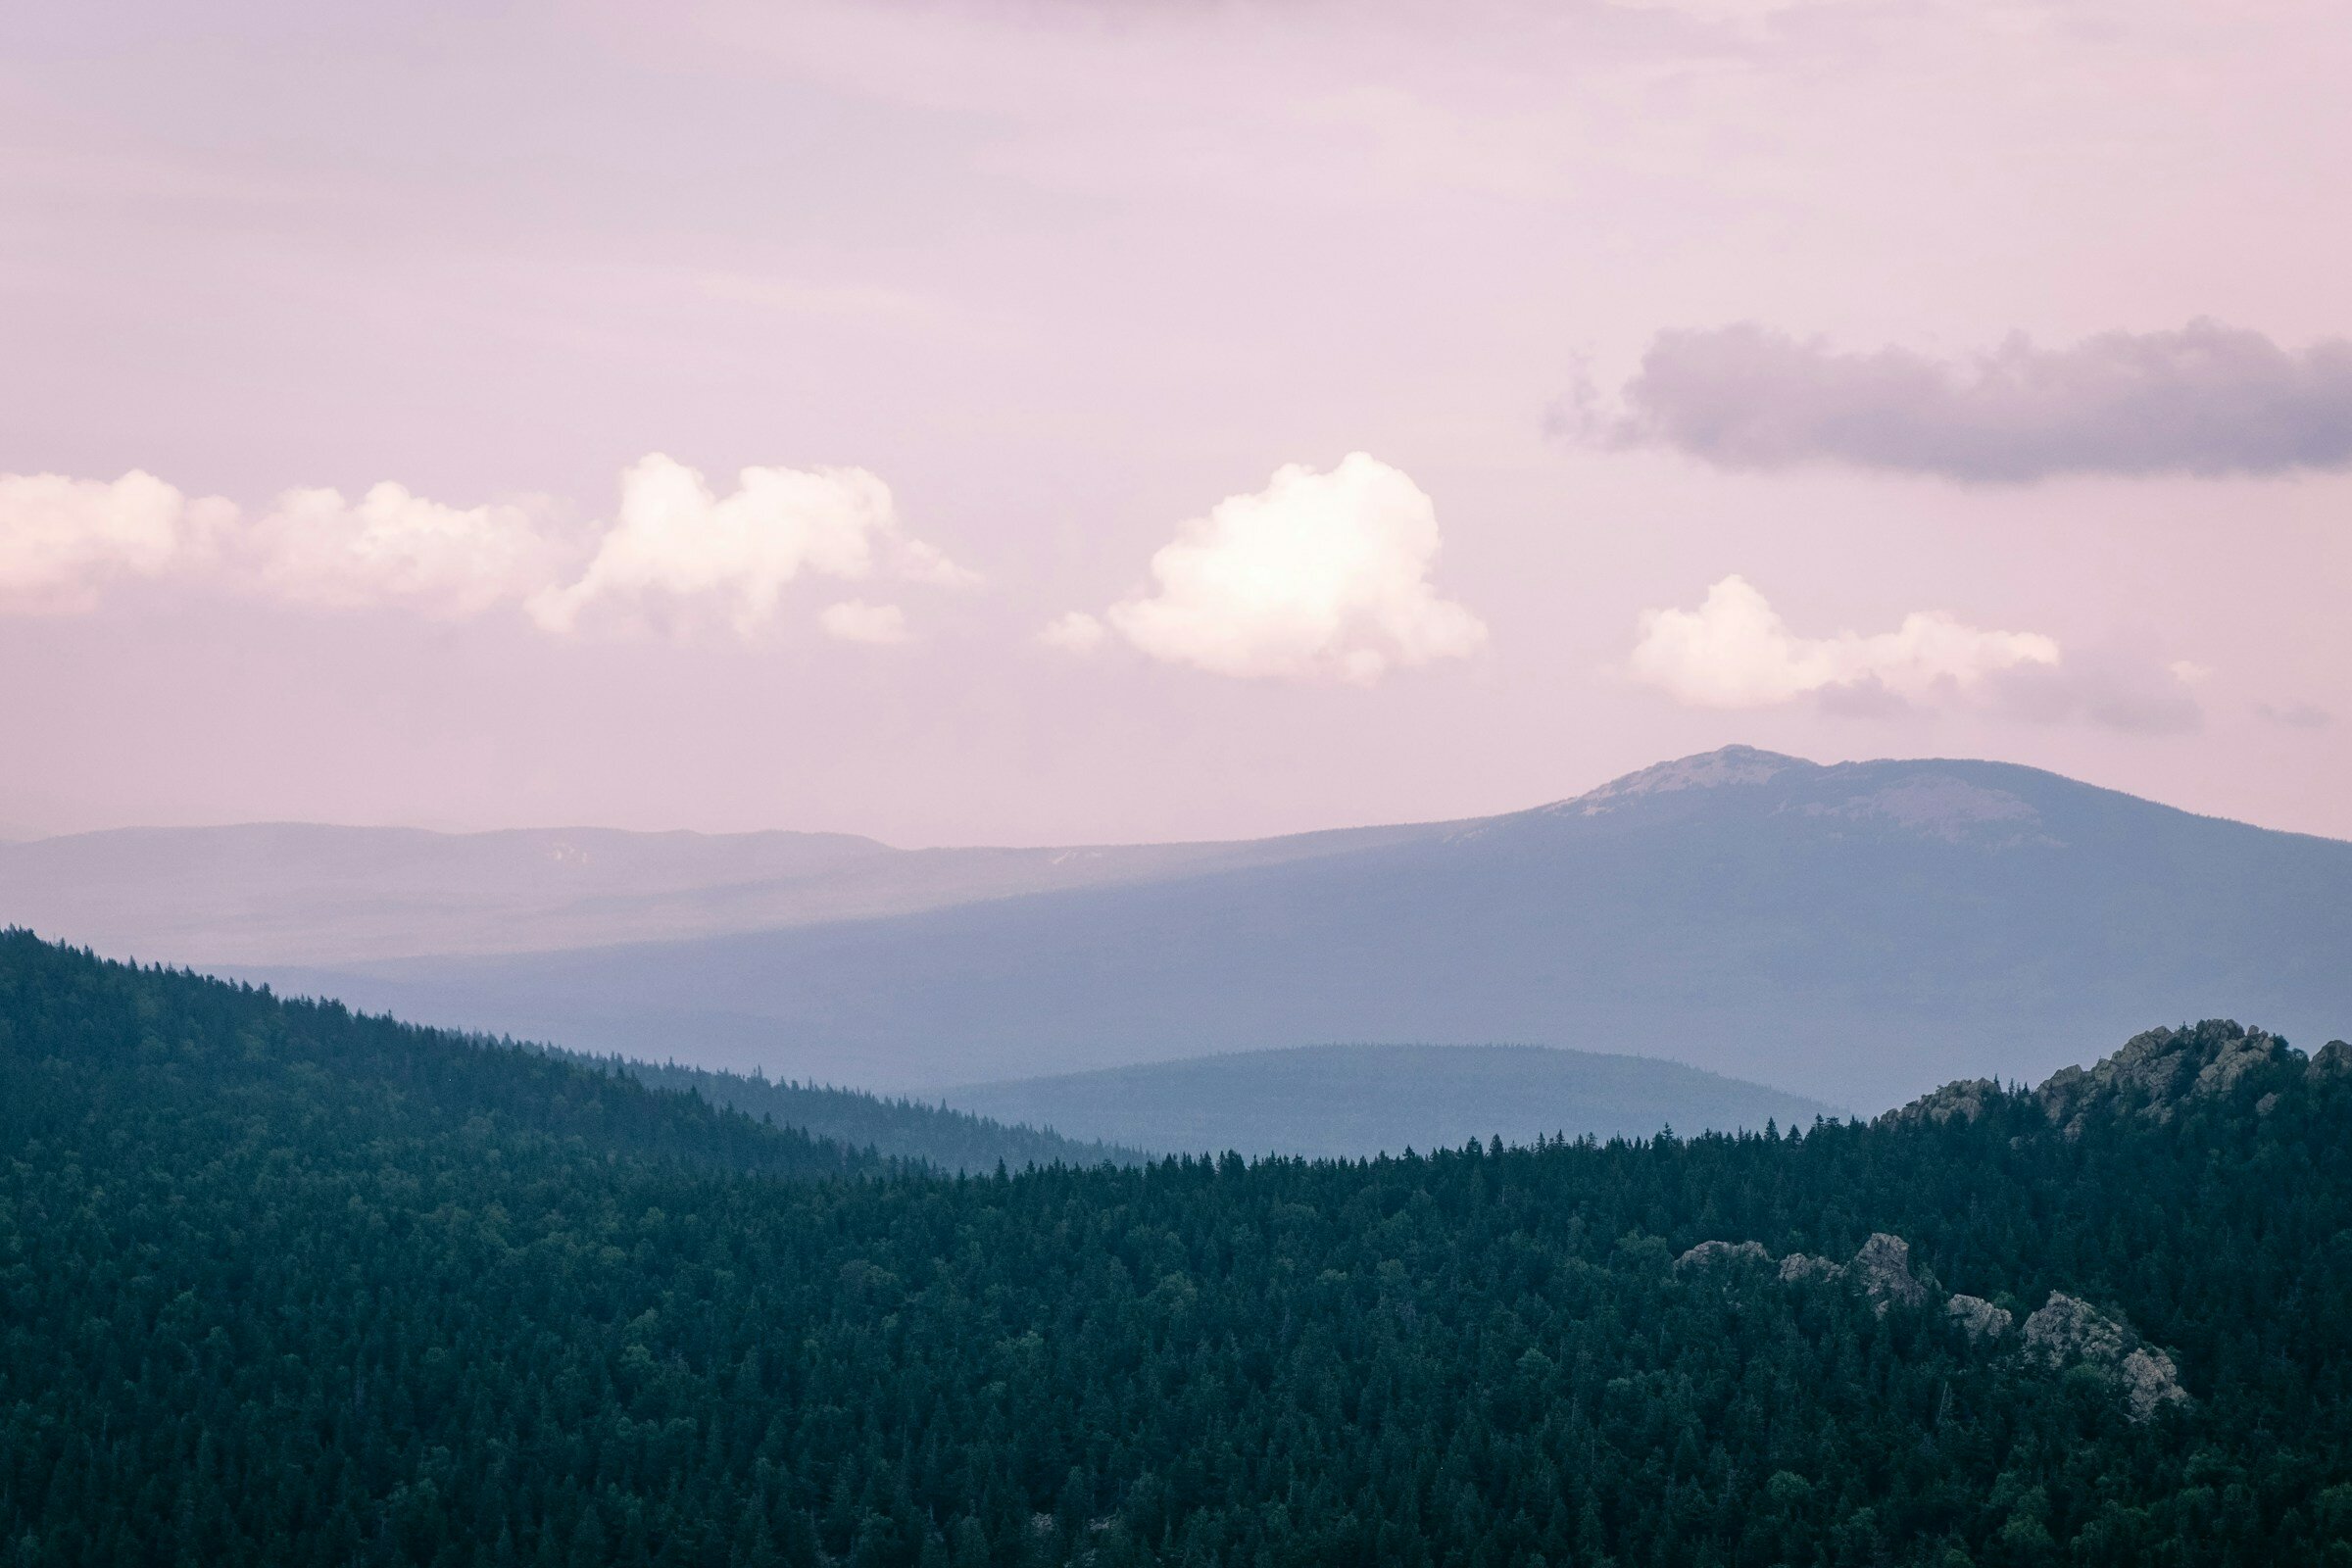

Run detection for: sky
[[2, 0, 2347, 848]]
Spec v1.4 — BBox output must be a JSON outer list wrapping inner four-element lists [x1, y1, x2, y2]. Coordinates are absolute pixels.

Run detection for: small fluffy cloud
[[528, 454, 964, 637], [1628, 575, 2058, 709], [1055, 453, 1487, 684], [1628, 576, 2203, 732], [247, 483, 566, 618], [0, 470, 231, 612], [1602, 320, 2352, 481], [1038, 611, 1108, 653]]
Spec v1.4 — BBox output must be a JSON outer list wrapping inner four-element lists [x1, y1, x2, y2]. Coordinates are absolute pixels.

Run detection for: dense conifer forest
[[4, 930, 2351, 1566]]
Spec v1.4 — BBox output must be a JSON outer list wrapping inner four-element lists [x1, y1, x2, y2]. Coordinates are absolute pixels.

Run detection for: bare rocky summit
[[2036, 1019, 2299, 1136], [2311, 1040, 2352, 1082], [1888, 1018, 2322, 1138], [1884, 1078, 1998, 1127]]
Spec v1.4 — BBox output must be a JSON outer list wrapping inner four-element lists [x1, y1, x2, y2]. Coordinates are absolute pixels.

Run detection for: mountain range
[[8, 745, 2349, 1110]]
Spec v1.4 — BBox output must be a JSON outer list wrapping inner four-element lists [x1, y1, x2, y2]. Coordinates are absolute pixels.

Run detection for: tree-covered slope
[[940, 1043, 1838, 1158], [5, 933, 2352, 1566], [583, 1052, 1147, 1172], [0, 929, 879, 1183]]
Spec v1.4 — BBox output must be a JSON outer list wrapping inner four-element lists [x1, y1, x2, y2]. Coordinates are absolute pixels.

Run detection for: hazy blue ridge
[[252, 749, 2352, 1108], [939, 1042, 1840, 1159]]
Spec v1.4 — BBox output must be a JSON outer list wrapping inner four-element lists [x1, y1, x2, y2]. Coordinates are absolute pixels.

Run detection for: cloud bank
[[0, 457, 967, 640], [1053, 454, 1487, 683], [1605, 321, 2352, 481], [0, 471, 232, 612], [251, 483, 564, 618], [1626, 576, 2204, 733]]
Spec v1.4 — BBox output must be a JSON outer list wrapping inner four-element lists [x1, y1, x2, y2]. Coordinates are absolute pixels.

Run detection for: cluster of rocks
[[1673, 1233, 2187, 1422], [2021, 1294, 2190, 1420], [1678, 1231, 1931, 1312], [1943, 1293, 2012, 1342], [2035, 1020, 2299, 1137], [1672, 1240, 1768, 1270], [1883, 1021, 2351, 1138]]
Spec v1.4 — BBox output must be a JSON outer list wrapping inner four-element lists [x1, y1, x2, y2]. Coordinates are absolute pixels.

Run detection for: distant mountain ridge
[[0, 816, 1435, 966], [218, 746, 2352, 1109]]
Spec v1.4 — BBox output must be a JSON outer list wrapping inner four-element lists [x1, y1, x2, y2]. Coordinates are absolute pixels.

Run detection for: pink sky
[[2, 0, 2346, 847]]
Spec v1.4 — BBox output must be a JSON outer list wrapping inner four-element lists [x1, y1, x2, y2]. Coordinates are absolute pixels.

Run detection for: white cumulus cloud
[[1627, 575, 2060, 709], [528, 454, 966, 638], [245, 482, 567, 617], [0, 470, 231, 612], [1038, 611, 1109, 653], [1060, 453, 1487, 684]]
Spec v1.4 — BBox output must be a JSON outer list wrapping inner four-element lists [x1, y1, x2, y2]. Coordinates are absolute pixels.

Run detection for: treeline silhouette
[[3, 932, 2349, 1566]]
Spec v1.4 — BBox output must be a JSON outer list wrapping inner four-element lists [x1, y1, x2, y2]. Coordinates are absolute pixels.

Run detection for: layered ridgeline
[[7, 934, 2352, 1565], [190, 747, 2352, 1108], [941, 1044, 1838, 1158], [0, 818, 1429, 967]]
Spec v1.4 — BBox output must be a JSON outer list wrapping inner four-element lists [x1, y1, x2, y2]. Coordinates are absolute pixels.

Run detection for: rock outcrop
[[2022, 1292, 2130, 1367], [1778, 1252, 1840, 1284], [1890, 1020, 2327, 1134], [2021, 1293, 2188, 1421], [1883, 1077, 1998, 1127], [1848, 1233, 1930, 1311], [2036, 1021, 2297, 1137], [1945, 1294, 2012, 1342], [1671, 1238, 2187, 1420], [1675, 1240, 1769, 1271], [1683, 1234, 1927, 1309]]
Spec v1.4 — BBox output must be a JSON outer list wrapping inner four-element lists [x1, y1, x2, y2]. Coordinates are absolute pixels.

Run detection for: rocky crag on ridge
[[1666, 1021, 2334, 1425]]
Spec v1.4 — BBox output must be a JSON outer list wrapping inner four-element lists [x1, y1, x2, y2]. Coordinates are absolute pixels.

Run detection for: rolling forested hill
[[5, 931, 2352, 1565], [939, 1043, 1838, 1158]]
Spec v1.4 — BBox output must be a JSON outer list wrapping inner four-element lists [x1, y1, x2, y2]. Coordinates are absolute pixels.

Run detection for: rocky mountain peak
[[1550, 746, 1809, 817], [1887, 1019, 2323, 1136], [2037, 1019, 2300, 1136]]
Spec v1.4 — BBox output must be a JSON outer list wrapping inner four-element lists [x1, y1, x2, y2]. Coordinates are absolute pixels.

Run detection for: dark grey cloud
[[1986, 653, 2203, 736], [1600, 320, 2352, 481], [2255, 701, 2333, 731]]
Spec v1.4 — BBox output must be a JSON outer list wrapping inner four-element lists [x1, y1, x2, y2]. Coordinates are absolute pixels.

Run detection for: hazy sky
[[3, 0, 2347, 846]]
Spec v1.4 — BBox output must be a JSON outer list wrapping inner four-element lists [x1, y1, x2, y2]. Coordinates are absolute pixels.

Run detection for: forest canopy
[[3, 931, 2349, 1567]]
